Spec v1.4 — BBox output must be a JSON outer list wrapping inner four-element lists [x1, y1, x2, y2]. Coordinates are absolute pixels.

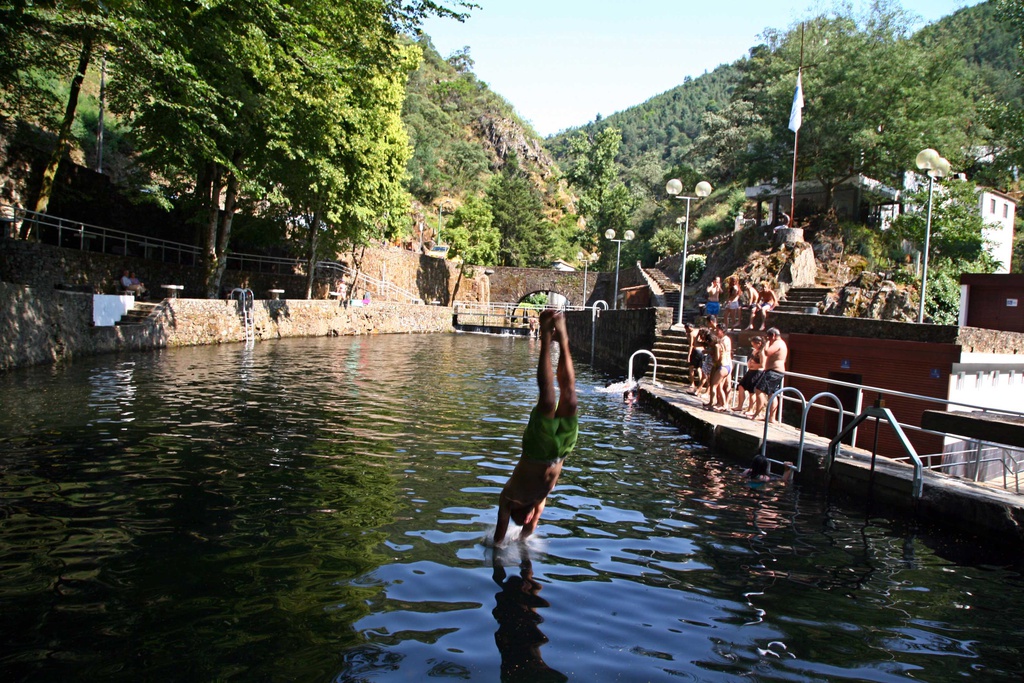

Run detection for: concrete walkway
[[641, 382, 1024, 549]]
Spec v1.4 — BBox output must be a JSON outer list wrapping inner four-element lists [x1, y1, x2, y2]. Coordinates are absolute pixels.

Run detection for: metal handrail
[[628, 350, 660, 387], [230, 288, 255, 345], [453, 301, 584, 316], [5, 202, 304, 274], [315, 260, 423, 305], [780, 369, 1024, 419], [767, 368, 1024, 492]]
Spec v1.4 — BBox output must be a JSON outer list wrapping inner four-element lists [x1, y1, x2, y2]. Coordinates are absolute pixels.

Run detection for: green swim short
[[521, 407, 579, 462]]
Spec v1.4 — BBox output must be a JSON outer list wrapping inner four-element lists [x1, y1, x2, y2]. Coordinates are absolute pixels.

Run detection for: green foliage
[[721, 5, 973, 195], [887, 178, 1000, 322], [693, 187, 745, 239], [488, 155, 550, 267], [444, 195, 499, 265], [649, 225, 685, 258], [686, 254, 707, 284], [548, 64, 739, 182], [886, 179, 996, 264], [922, 262, 966, 325], [563, 127, 638, 256], [522, 292, 548, 307], [842, 222, 884, 263], [402, 37, 542, 205], [1013, 217, 1024, 273]]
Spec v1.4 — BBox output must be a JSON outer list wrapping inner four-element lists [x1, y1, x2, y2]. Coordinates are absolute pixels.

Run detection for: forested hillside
[[400, 37, 577, 266], [547, 65, 739, 174], [547, 0, 1023, 288], [2, 0, 1022, 292]]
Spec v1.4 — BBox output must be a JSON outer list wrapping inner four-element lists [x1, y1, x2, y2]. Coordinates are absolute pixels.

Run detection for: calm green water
[[0, 333, 1021, 682]]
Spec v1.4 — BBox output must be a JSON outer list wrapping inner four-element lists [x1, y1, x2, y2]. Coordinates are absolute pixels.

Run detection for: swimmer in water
[[743, 453, 794, 485], [494, 310, 578, 544]]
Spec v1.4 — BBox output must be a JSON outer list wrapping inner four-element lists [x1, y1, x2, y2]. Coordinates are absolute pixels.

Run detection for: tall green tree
[[488, 155, 549, 267], [0, 0, 122, 222], [563, 126, 636, 256], [886, 178, 999, 323], [109, 0, 467, 297], [699, 1, 973, 206], [444, 194, 499, 265]]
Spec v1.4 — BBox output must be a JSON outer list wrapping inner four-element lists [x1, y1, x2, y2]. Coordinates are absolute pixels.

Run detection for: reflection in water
[[0, 335, 1022, 682], [492, 549, 566, 683]]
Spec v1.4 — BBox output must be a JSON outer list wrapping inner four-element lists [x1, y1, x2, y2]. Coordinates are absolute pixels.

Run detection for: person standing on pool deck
[[705, 276, 722, 317], [494, 310, 578, 545], [751, 327, 788, 423]]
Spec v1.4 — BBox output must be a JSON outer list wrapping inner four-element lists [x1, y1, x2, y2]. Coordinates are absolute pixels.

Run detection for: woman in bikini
[[705, 327, 733, 411]]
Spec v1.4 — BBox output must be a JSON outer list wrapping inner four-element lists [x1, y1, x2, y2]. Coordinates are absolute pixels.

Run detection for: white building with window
[[977, 188, 1016, 274]]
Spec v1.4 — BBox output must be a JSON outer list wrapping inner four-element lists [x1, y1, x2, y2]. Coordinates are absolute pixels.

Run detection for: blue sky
[[421, 0, 986, 137]]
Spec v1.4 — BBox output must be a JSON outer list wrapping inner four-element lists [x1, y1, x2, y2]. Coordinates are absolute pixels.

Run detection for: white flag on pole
[[788, 71, 804, 133]]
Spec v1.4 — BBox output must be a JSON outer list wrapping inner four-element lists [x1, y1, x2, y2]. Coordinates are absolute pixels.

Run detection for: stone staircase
[[115, 301, 162, 327], [775, 286, 833, 314], [651, 327, 692, 386], [643, 267, 704, 324]]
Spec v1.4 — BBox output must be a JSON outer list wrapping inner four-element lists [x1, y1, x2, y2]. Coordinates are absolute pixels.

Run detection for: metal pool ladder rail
[[231, 288, 255, 345]]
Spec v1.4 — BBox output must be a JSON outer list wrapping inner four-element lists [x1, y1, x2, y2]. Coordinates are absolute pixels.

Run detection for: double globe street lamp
[[914, 148, 951, 324], [665, 179, 713, 325], [604, 229, 634, 309]]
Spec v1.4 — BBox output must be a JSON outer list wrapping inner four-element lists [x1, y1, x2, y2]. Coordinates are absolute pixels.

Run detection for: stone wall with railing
[[0, 281, 454, 372], [0, 236, 486, 303], [565, 306, 674, 379]]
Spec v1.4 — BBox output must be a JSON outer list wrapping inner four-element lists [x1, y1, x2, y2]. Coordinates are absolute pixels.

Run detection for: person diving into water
[[494, 310, 578, 545]]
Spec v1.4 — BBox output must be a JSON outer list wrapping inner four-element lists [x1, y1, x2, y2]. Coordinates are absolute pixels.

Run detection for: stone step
[[116, 302, 161, 327]]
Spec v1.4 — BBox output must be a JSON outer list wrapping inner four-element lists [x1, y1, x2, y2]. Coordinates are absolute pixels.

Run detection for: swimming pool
[[0, 333, 1021, 681]]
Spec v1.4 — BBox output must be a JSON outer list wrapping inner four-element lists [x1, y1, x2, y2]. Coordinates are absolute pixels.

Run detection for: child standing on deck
[[494, 310, 578, 544]]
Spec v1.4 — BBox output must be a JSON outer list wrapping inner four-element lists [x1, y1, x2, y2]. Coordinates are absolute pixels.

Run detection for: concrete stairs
[[643, 267, 703, 324], [651, 327, 692, 386], [115, 301, 161, 327], [776, 286, 832, 314]]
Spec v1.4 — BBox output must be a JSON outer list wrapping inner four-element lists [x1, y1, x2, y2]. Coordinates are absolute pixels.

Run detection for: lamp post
[[914, 149, 951, 324], [604, 228, 634, 309], [665, 179, 712, 325], [578, 251, 597, 305]]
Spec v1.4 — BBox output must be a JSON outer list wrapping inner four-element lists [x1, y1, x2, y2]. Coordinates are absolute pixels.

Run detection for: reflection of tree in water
[[492, 553, 567, 683]]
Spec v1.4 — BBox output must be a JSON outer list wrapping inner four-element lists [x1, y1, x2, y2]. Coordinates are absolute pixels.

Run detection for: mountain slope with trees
[[399, 37, 578, 267]]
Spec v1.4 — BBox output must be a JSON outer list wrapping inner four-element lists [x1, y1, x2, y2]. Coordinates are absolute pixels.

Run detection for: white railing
[[315, 260, 423, 305], [765, 369, 1024, 492]]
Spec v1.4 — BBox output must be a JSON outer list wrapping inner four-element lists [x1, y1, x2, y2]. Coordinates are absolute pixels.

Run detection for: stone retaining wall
[[0, 236, 485, 304], [0, 282, 170, 370], [158, 298, 453, 347], [0, 281, 453, 372], [565, 306, 674, 378]]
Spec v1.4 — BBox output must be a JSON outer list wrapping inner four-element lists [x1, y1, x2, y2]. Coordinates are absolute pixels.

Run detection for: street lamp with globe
[[665, 179, 713, 325], [604, 228, 634, 310], [914, 148, 951, 324]]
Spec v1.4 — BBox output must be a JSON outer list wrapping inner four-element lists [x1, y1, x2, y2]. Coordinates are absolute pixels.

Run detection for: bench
[[161, 284, 184, 299]]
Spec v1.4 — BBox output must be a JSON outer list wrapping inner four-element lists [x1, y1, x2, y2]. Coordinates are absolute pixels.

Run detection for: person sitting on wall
[[747, 283, 778, 330], [120, 269, 147, 298]]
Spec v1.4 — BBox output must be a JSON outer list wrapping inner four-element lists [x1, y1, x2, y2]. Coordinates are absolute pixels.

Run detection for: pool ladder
[[231, 288, 255, 345]]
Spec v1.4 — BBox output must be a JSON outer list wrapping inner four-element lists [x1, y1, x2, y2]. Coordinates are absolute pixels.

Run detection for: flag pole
[[789, 24, 805, 224], [789, 80, 799, 223]]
